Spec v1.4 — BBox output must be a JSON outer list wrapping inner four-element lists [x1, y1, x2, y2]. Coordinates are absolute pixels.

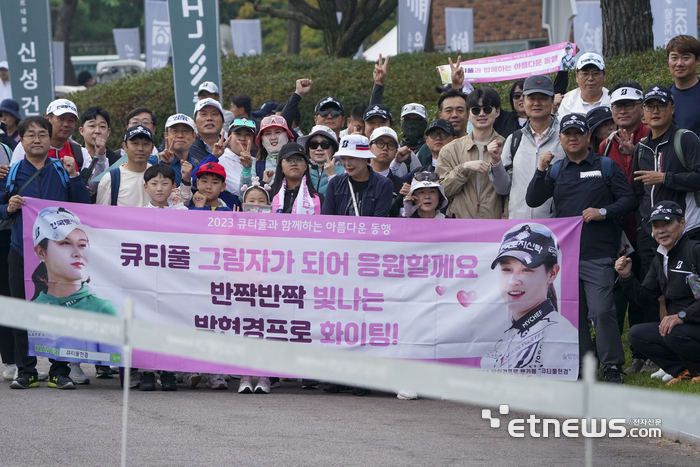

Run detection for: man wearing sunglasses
[[558, 53, 610, 118], [436, 87, 506, 219], [315, 96, 345, 137]]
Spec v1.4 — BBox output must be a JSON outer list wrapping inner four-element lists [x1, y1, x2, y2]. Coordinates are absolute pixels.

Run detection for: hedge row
[[67, 49, 672, 149]]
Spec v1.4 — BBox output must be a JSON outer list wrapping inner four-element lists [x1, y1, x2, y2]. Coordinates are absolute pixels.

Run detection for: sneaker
[[270, 377, 281, 389], [301, 379, 319, 389], [323, 384, 351, 393], [110, 366, 120, 374], [185, 373, 201, 389], [397, 390, 418, 400], [95, 365, 112, 379], [129, 369, 140, 388], [641, 359, 660, 373], [254, 376, 271, 394], [604, 368, 623, 384], [160, 371, 177, 391], [10, 374, 39, 389], [206, 374, 228, 390], [2, 364, 16, 381], [352, 387, 372, 396], [47, 375, 76, 389], [37, 371, 48, 382], [662, 373, 674, 382], [238, 376, 254, 394], [139, 372, 156, 391], [623, 358, 645, 375], [650, 368, 667, 379], [666, 369, 693, 386], [69, 363, 90, 385]]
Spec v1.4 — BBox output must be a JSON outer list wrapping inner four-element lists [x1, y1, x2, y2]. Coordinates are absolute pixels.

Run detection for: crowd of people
[[2, 35, 700, 395]]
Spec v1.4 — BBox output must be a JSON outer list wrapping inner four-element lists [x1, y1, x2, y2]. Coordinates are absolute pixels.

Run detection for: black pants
[[0, 229, 14, 365], [636, 229, 662, 323], [628, 322, 700, 377], [8, 248, 70, 378], [613, 250, 646, 359]]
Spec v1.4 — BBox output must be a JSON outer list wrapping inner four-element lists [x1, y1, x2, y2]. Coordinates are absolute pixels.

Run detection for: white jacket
[[557, 87, 610, 118], [488, 117, 565, 219]]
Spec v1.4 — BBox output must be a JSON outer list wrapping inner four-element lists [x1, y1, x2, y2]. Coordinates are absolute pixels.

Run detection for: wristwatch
[[678, 311, 687, 321], [599, 208, 607, 220]]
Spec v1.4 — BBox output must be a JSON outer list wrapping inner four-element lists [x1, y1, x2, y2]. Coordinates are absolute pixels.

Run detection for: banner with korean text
[[399, 0, 432, 53], [113, 28, 141, 61], [22, 199, 582, 380], [144, 0, 171, 71], [437, 42, 578, 85], [0, 0, 53, 117], [652, 0, 697, 48], [168, 0, 221, 114]]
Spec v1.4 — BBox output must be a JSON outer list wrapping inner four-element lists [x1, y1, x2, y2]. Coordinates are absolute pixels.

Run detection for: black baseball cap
[[278, 142, 309, 162], [491, 224, 559, 270], [560, 113, 590, 133], [523, 75, 554, 97], [643, 85, 674, 104], [425, 119, 456, 137], [363, 104, 392, 122], [585, 107, 613, 134], [315, 97, 344, 114], [124, 125, 154, 142], [648, 201, 684, 224]]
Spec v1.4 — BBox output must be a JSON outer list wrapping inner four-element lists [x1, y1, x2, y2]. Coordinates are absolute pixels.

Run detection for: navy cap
[[491, 224, 559, 270], [252, 101, 279, 119], [585, 107, 614, 134], [643, 85, 674, 104], [648, 201, 684, 224], [0, 99, 21, 121], [425, 119, 456, 137], [315, 96, 344, 114], [124, 125, 154, 142], [523, 75, 554, 97], [363, 104, 392, 122], [560, 113, 590, 133]]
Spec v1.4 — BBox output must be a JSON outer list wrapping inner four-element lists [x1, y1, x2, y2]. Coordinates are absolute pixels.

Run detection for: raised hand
[[263, 169, 274, 184], [399, 182, 411, 196], [193, 192, 207, 208], [614, 256, 633, 278], [239, 143, 253, 168], [62, 155, 78, 177], [158, 137, 175, 163], [374, 54, 389, 86], [487, 140, 503, 164], [94, 134, 107, 156], [212, 133, 233, 158], [615, 128, 635, 156], [395, 146, 411, 163], [295, 78, 313, 97], [449, 55, 464, 89], [180, 160, 193, 183], [538, 151, 555, 172]]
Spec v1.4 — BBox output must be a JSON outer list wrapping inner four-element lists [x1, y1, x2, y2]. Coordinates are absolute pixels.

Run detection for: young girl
[[269, 143, 323, 214], [403, 173, 448, 219], [481, 224, 578, 376], [239, 116, 294, 190]]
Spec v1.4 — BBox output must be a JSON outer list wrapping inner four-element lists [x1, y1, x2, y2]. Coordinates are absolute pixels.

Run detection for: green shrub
[[67, 49, 673, 150]]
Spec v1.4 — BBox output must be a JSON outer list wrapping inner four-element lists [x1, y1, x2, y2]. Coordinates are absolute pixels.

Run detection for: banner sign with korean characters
[[652, 0, 697, 48], [168, 0, 222, 114], [0, 0, 54, 117], [399, 0, 432, 53], [437, 42, 578, 85], [22, 198, 582, 380], [145, 0, 171, 71]]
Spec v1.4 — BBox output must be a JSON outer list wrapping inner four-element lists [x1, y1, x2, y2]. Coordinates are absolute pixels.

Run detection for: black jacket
[[322, 167, 393, 217], [620, 234, 700, 323]]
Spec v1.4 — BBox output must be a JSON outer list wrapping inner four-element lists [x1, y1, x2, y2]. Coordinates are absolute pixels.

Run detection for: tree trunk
[[601, 0, 653, 58], [54, 0, 79, 85], [287, 2, 301, 55]]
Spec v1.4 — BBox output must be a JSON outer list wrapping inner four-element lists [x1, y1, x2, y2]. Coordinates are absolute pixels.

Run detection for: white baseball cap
[[577, 52, 605, 71], [334, 134, 375, 159], [369, 127, 399, 145], [403, 176, 448, 217], [197, 81, 219, 95], [46, 99, 78, 118], [33, 207, 95, 247], [165, 113, 196, 131], [0, 61, 8, 70], [194, 98, 224, 118], [401, 103, 427, 119]]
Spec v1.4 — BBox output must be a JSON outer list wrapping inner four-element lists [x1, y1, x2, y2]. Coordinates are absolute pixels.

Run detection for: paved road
[[1, 361, 698, 467]]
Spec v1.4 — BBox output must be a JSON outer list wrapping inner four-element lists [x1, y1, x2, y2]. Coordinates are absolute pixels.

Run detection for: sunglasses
[[414, 172, 439, 182], [308, 140, 332, 150], [470, 106, 493, 115], [261, 115, 287, 126], [512, 92, 523, 100], [318, 109, 342, 118], [232, 118, 256, 129]]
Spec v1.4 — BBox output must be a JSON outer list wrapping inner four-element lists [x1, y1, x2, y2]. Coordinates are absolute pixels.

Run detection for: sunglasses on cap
[[318, 109, 342, 118], [414, 172, 439, 182], [261, 115, 287, 126], [308, 140, 332, 150], [232, 118, 256, 129], [470, 106, 493, 115]]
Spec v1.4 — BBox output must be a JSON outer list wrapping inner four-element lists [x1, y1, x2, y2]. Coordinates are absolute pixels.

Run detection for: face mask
[[401, 119, 427, 150], [262, 133, 289, 155]]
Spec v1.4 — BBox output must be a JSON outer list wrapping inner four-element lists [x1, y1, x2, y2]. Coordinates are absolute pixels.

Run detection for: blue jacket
[[309, 162, 345, 196], [322, 167, 393, 217], [0, 158, 91, 256], [190, 153, 241, 209]]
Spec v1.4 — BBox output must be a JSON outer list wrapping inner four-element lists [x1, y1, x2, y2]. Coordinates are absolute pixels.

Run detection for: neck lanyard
[[347, 178, 361, 217]]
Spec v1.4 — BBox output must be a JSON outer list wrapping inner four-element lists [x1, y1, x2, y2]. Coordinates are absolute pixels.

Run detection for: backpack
[[109, 167, 121, 206], [637, 128, 700, 207], [602, 130, 617, 158], [503, 129, 523, 171], [548, 155, 614, 186], [5, 158, 71, 197]]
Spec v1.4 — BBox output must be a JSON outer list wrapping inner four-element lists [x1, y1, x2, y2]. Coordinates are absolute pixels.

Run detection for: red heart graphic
[[457, 290, 477, 307], [435, 286, 447, 296]]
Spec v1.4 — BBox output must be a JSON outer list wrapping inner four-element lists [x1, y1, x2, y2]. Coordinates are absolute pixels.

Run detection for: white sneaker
[[206, 374, 228, 390], [255, 376, 271, 394], [185, 373, 201, 389], [397, 390, 418, 400], [662, 373, 674, 382], [2, 364, 16, 381], [69, 362, 90, 385], [651, 368, 668, 379], [238, 376, 254, 394], [37, 371, 49, 382]]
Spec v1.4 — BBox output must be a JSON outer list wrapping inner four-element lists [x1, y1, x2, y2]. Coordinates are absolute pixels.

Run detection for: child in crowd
[[403, 173, 448, 219], [143, 164, 189, 210], [189, 162, 232, 212]]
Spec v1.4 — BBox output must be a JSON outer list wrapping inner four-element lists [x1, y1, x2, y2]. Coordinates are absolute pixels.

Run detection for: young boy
[[190, 162, 232, 211], [143, 164, 190, 210]]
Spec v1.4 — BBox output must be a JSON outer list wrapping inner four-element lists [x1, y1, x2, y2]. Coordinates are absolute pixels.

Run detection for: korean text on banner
[[398, 0, 432, 54], [573, 1, 602, 56], [22, 198, 582, 380], [445, 8, 473, 54], [652, 0, 698, 48], [145, 0, 171, 71], [230, 19, 262, 56], [113, 28, 141, 61], [437, 42, 578, 85], [0, 0, 54, 118], [168, 0, 222, 114]]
